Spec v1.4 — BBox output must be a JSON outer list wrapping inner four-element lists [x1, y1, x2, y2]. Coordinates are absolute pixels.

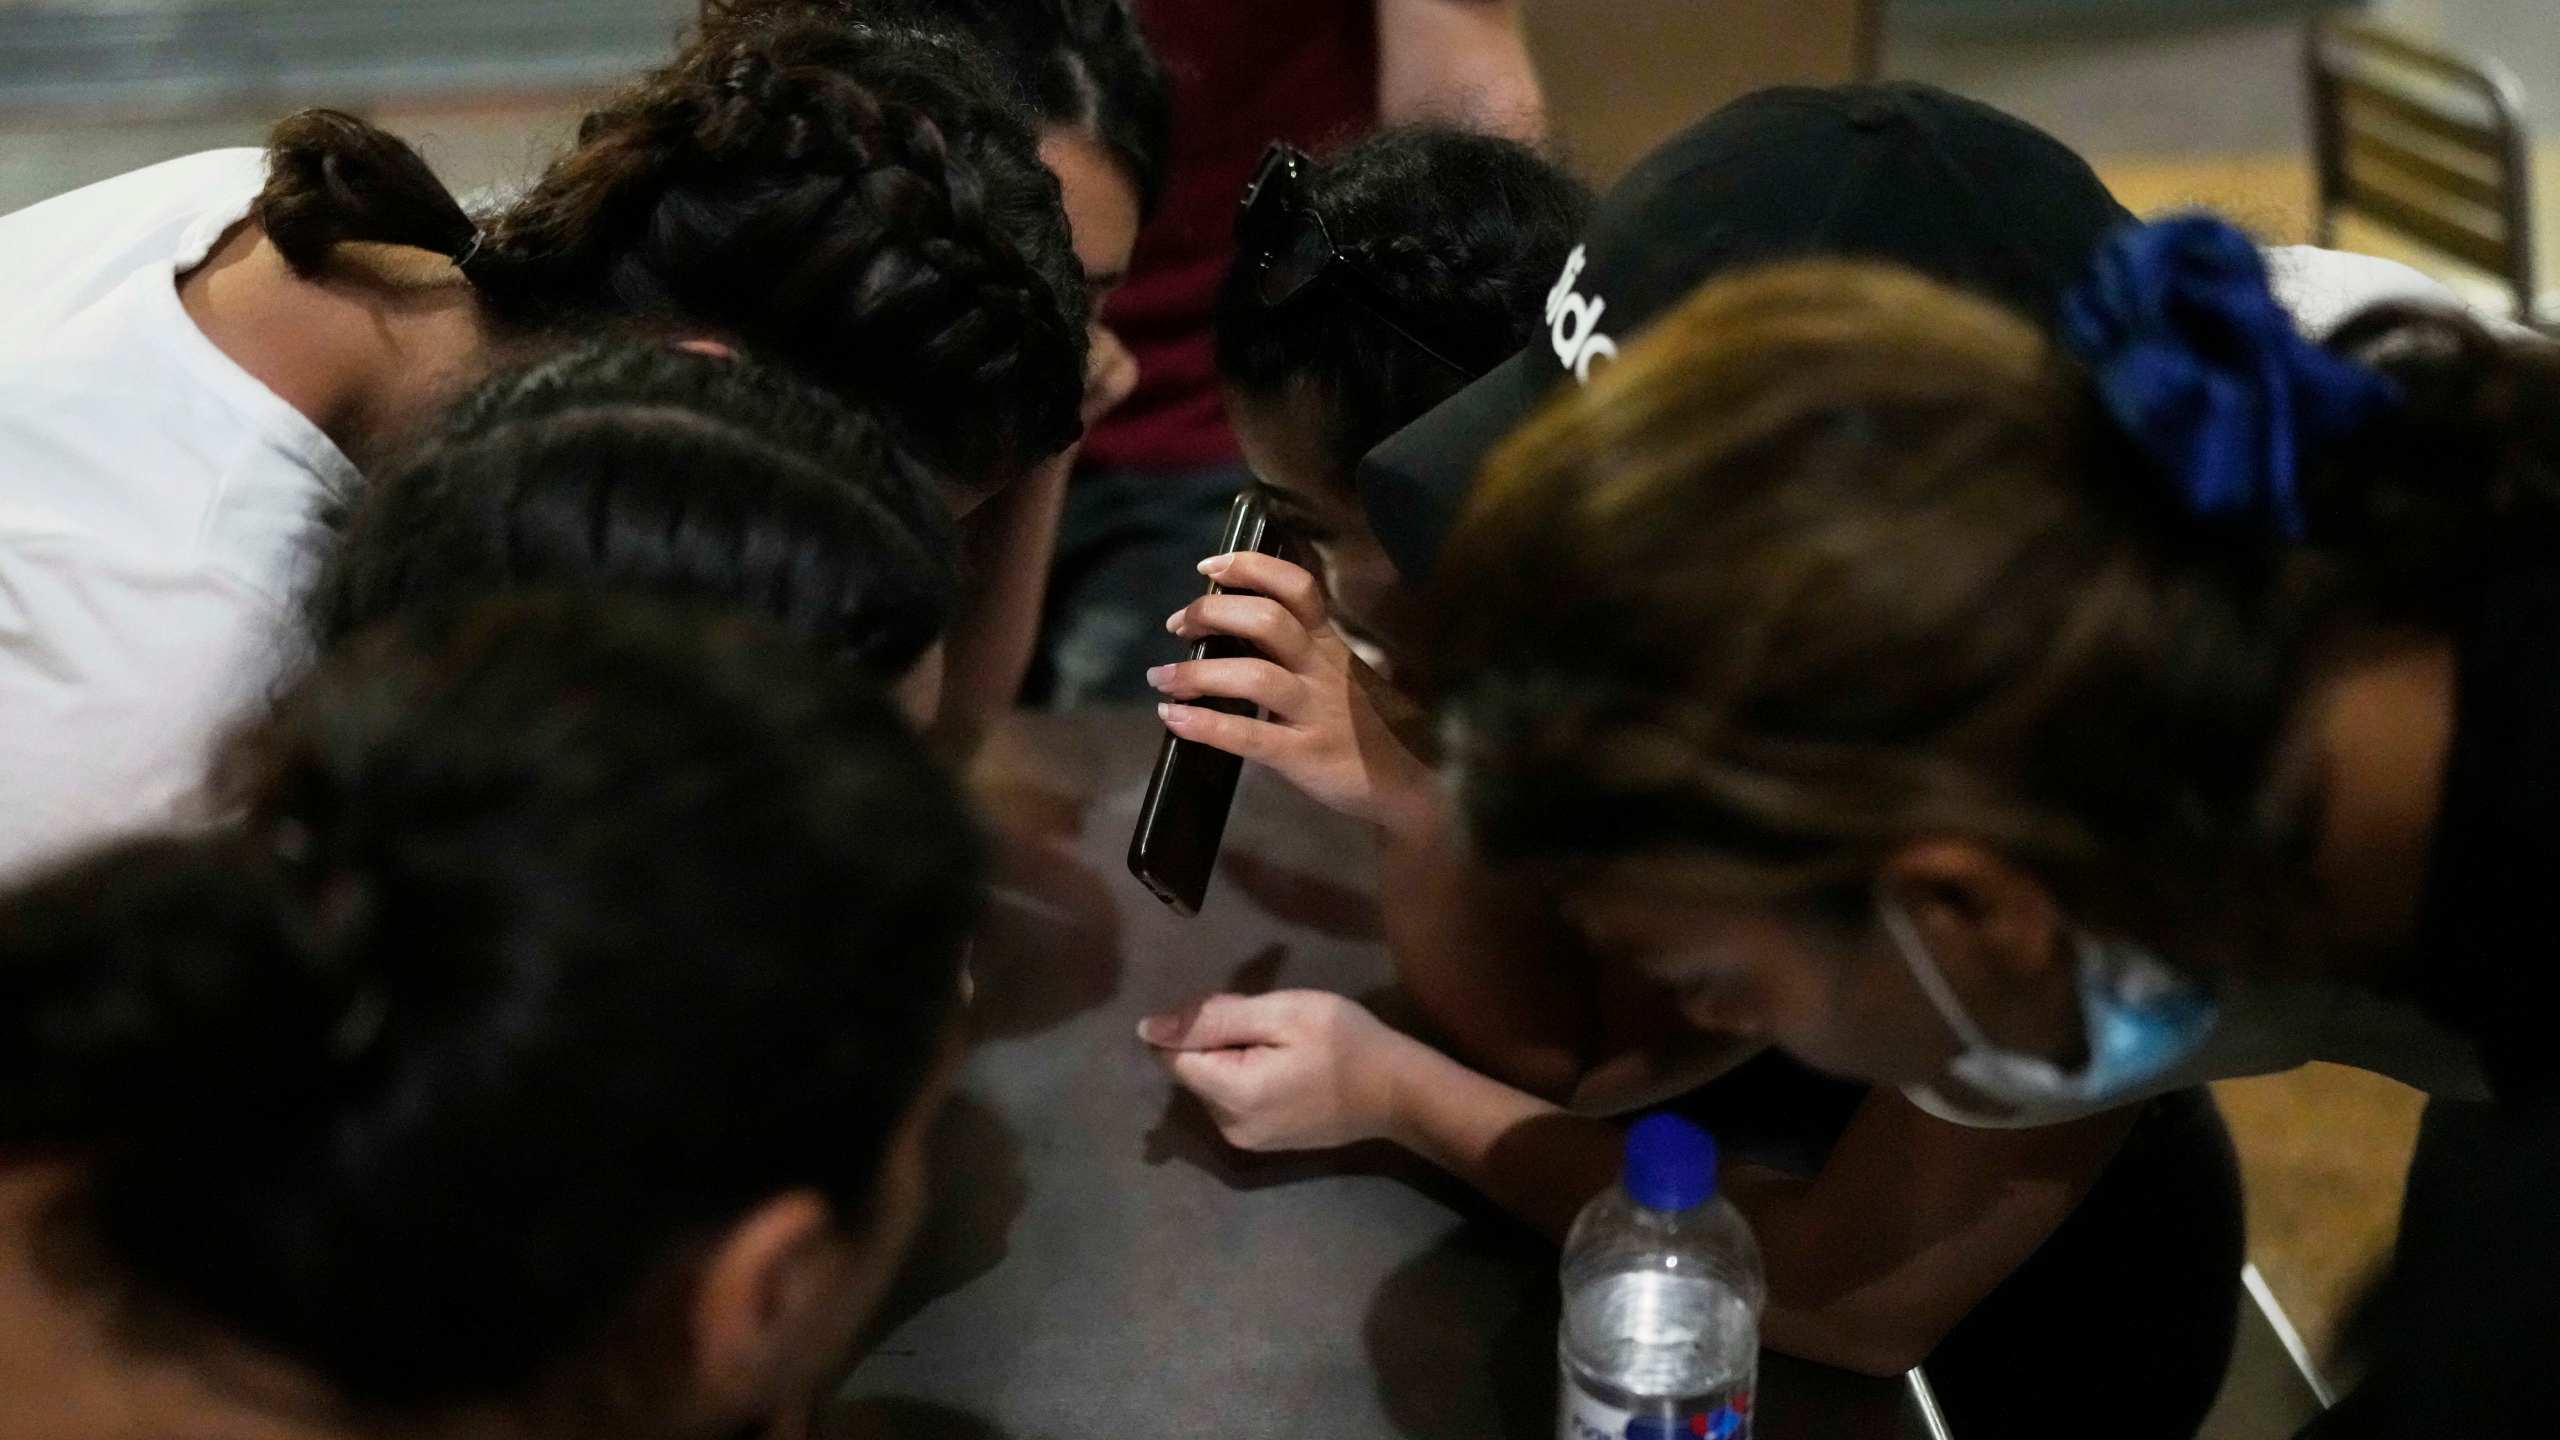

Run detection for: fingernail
[[1197, 555, 1231, 577], [1145, 665, 1172, 688], [1137, 1015, 1173, 1044], [1164, 609, 1185, 634], [1157, 702, 1178, 724]]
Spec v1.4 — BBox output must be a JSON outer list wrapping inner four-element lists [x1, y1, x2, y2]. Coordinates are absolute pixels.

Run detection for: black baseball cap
[[1357, 82, 2134, 581]]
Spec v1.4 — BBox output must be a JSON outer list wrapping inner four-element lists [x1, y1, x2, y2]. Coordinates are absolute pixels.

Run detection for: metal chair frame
[[2306, 15, 2540, 323]]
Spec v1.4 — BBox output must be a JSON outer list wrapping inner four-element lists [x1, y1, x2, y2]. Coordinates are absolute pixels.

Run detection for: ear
[[1877, 839, 2066, 988], [688, 1190, 851, 1417]]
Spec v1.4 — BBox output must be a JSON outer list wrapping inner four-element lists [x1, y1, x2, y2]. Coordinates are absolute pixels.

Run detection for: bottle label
[[1559, 1379, 1753, 1440]]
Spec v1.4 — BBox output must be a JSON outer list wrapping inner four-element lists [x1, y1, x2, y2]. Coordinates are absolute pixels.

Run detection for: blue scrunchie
[[2060, 214, 2401, 542]]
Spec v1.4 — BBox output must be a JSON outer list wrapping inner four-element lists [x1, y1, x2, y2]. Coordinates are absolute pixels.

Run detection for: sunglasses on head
[[1236, 142, 1474, 378]]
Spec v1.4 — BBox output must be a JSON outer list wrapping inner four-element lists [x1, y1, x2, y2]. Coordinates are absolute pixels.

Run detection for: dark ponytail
[[252, 108, 480, 277], [0, 593, 979, 1409], [2308, 305, 2560, 622]]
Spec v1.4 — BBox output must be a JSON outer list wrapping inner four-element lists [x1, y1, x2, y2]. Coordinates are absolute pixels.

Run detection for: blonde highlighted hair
[[1425, 257, 2551, 944]]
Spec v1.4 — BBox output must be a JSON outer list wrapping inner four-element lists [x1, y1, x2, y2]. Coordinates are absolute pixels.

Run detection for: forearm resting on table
[[1377, 805, 1711, 1111], [1376, 806, 1594, 1100], [1380, 1048, 2135, 1378]]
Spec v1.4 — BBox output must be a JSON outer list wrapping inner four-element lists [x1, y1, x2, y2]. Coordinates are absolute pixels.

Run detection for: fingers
[[1156, 701, 1291, 761], [1147, 656, 1311, 715], [1198, 551, 1329, 633], [1137, 990, 1296, 1051], [1163, 1046, 1261, 1115], [1166, 594, 1312, 669]]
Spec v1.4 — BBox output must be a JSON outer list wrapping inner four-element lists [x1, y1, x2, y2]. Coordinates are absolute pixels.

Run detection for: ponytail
[[252, 109, 480, 277]]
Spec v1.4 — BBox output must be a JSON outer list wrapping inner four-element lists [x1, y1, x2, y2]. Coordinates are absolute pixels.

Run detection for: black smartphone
[[1128, 486, 1278, 915]]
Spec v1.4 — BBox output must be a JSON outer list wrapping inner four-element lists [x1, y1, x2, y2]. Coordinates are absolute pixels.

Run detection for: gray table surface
[[834, 711, 1927, 1440]]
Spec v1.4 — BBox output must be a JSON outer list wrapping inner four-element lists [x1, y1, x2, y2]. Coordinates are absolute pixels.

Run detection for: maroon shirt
[[1084, 0, 1380, 470]]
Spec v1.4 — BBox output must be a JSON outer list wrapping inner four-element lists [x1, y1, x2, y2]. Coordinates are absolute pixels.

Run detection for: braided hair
[[705, 0, 1171, 213], [1213, 125, 1594, 483], [303, 341, 959, 681], [251, 15, 1088, 488]]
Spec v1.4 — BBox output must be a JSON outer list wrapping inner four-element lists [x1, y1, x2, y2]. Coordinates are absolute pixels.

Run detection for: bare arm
[[929, 452, 1071, 763], [1148, 990, 2136, 1379], [1375, 801, 1597, 1100], [1722, 1090, 2136, 1375], [1375, 0, 1547, 138], [1380, 1044, 2135, 1377], [1376, 798, 1747, 1109]]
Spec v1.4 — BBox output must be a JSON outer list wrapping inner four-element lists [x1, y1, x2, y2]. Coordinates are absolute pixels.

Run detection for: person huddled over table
[[0, 591, 980, 1440], [704, 0, 1177, 757], [1030, 0, 1546, 710], [0, 8, 1086, 875], [1135, 94, 2256, 1438], [303, 340, 960, 719], [1423, 211, 2560, 1433]]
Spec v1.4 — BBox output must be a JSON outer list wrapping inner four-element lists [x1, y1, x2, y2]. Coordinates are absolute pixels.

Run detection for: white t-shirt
[[0, 150, 355, 878], [2264, 243, 2468, 338]]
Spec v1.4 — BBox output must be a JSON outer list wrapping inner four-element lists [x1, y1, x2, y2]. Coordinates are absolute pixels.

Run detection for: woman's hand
[[1149, 551, 1438, 841], [1138, 990, 1423, 1152]]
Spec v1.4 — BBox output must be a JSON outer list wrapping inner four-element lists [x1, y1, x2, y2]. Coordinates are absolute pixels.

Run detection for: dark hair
[[1214, 126, 1594, 482], [1429, 260, 2560, 961], [707, 0, 1171, 214], [304, 341, 957, 679], [251, 13, 1089, 486], [0, 592, 979, 1409]]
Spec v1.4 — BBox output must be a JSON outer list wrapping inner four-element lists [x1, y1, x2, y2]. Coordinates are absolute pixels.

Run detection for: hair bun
[[2061, 214, 2402, 544]]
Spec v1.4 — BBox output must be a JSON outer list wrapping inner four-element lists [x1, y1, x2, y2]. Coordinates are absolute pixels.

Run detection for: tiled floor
[[2208, 1066, 2424, 1382]]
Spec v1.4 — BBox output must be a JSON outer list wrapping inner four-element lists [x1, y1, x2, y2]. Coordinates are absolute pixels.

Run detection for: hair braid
[[476, 15, 1087, 486]]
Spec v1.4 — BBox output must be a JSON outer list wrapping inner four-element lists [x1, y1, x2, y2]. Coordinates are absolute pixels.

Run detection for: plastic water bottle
[[1558, 1113, 1765, 1440]]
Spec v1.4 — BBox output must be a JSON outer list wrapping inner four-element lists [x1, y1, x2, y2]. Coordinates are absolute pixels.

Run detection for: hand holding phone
[[1128, 487, 1277, 915]]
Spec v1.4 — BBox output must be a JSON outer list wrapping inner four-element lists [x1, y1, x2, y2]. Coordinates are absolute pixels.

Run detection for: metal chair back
[[2306, 16, 2538, 322]]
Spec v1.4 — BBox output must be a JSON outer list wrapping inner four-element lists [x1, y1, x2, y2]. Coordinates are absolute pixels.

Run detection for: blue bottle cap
[[1624, 1112, 1719, 1212]]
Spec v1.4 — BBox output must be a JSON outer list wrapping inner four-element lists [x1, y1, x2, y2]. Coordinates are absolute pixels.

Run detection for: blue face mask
[[1880, 899, 2220, 1126]]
